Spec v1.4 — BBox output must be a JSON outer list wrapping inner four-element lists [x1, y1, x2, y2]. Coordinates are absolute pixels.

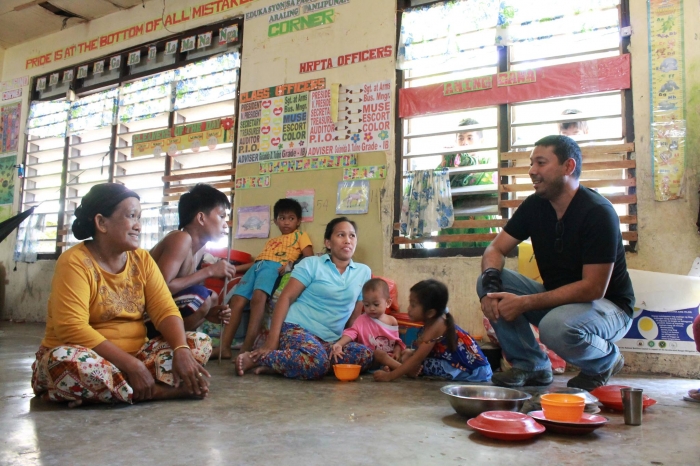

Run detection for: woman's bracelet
[[172, 344, 190, 352]]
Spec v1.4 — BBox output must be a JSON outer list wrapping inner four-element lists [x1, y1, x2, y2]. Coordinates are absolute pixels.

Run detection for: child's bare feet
[[689, 389, 700, 401], [236, 352, 258, 376], [67, 399, 83, 408], [253, 366, 276, 375]]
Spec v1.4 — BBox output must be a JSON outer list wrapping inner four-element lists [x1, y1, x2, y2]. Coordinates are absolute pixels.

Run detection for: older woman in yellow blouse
[[31, 183, 212, 406]]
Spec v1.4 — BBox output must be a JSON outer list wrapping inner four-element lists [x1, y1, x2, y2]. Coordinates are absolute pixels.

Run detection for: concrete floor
[[1, 322, 699, 466]]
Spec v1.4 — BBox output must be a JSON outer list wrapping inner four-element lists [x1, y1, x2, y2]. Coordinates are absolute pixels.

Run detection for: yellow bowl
[[333, 364, 361, 381], [540, 394, 585, 422]]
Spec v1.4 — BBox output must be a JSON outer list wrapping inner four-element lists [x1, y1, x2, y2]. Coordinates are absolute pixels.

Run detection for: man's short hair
[[458, 117, 483, 140], [534, 135, 583, 178], [273, 198, 303, 219], [362, 278, 391, 299], [178, 184, 230, 229]]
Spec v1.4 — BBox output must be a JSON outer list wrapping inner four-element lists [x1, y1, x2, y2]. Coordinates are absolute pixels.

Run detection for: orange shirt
[[255, 230, 312, 263], [41, 243, 181, 355]]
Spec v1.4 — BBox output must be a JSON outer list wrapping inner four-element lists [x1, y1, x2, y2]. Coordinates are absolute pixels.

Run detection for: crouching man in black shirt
[[477, 135, 634, 391]]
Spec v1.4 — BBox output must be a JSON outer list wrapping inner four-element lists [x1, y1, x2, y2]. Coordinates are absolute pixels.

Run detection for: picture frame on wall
[[286, 189, 315, 222], [77, 65, 88, 79], [36, 77, 46, 91], [48, 73, 59, 86], [181, 36, 196, 52], [225, 25, 239, 43], [336, 180, 369, 215], [62, 69, 73, 84], [127, 51, 141, 66], [148, 46, 157, 60], [236, 206, 271, 239], [197, 32, 212, 49], [165, 40, 178, 55], [109, 55, 121, 71]]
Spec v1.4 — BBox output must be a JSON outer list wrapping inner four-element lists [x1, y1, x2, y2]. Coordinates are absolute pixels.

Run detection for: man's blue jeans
[[477, 269, 632, 376]]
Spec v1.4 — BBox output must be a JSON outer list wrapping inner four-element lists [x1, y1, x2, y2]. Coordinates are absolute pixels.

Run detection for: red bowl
[[590, 385, 657, 411], [208, 248, 253, 265], [599, 397, 657, 412], [590, 384, 631, 402], [468, 412, 545, 441]]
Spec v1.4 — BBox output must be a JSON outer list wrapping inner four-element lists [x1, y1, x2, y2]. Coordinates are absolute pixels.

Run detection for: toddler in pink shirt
[[332, 278, 405, 368]]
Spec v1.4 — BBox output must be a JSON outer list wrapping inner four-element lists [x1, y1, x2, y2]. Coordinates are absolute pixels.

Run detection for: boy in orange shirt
[[219, 198, 313, 357]]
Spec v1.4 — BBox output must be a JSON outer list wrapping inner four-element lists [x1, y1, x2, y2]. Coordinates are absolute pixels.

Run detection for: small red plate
[[599, 397, 657, 412], [528, 411, 608, 435], [467, 412, 545, 441]]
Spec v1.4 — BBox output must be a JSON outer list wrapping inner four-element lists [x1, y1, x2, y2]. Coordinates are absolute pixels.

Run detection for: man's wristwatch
[[479, 268, 503, 300]]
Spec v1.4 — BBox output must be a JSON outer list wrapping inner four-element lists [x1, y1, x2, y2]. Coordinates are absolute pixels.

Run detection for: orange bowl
[[333, 364, 361, 381], [540, 394, 585, 422]]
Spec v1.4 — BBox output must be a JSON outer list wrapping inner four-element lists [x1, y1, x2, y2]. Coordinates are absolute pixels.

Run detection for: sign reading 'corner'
[[268, 9, 334, 37]]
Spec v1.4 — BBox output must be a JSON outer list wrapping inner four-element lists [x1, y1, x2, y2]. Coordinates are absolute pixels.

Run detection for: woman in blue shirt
[[236, 217, 372, 379]]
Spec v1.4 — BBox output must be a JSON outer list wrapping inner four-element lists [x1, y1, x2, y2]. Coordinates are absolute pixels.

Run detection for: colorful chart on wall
[[0, 103, 21, 154], [286, 189, 314, 222], [236, 79, 391, 165], [0, 154, 16, 204], [236, 205, 270, 239], [259, 154, 357, 174], [131, 118, 234, 158], [343, 165, 386, 180], [336, 180, 369, 215], [238, 92, 309, 164], [308, 80, 392, 156], [648, 0, 685, 201], [235, 175, 270, 190]]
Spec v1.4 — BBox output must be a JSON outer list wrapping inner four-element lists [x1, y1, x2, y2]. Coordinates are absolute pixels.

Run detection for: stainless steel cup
[[621, 388, 643, 426]]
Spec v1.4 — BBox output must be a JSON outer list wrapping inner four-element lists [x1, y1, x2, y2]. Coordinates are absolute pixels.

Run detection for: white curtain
[[400, 169, 454, 239]]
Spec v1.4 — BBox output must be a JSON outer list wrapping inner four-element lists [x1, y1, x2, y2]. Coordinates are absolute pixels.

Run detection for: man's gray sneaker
[[491, 367, 553, 388], [567, 354, 625, 392]]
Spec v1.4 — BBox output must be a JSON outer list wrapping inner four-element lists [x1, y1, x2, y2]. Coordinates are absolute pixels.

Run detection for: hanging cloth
[[400, 169, 454, 239], [13, 208, 45, 263]]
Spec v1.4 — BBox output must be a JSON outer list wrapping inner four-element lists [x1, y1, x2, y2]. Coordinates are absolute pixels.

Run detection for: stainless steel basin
[[441, 384, 532, 418]]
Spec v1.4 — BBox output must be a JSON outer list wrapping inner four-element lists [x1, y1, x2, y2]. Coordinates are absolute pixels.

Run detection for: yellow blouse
[[41, 243, 181, 355]]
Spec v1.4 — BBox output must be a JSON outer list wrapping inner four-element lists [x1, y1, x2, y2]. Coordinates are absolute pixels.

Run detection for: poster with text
[[1, 103, 21, 154], [238, 93, 309, 165], [336, 180, 369, 215], [286, 189, 314, 222], [307, 80, 391, 157], [236, 205, 270, 239], [618, 269, 700, 355]]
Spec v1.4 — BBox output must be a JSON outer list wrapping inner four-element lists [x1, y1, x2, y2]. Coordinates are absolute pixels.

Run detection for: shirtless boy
[[148, 184, 236, 337]]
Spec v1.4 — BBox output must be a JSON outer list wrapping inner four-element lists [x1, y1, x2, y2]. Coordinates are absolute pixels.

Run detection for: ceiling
[[0, 0, 148, 49]]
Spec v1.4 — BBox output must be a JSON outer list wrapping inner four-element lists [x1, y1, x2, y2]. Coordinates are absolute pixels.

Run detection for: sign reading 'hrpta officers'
[[300, 45, 393, 73]]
